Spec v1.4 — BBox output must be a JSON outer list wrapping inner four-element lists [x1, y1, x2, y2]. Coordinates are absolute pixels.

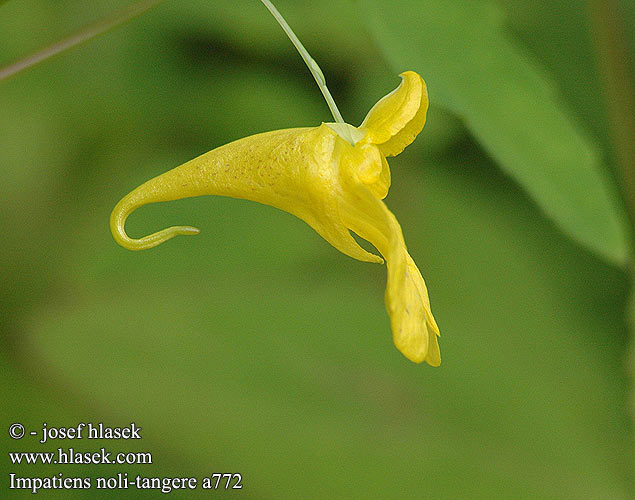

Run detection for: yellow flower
[[110, 71, 440, 365]]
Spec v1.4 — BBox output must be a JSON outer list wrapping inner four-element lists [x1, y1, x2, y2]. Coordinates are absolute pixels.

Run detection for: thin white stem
[[260, 0, 348, 128]]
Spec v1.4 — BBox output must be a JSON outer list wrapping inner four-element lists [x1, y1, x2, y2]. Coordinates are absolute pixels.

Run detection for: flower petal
[[391, 254, 441, 365], [360, 71, 429, 157], [337, 172, 440, 365], [111, 71, 440, 365]]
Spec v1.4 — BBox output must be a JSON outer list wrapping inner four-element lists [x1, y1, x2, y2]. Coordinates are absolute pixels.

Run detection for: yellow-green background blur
[[2, 0, 634, 498]]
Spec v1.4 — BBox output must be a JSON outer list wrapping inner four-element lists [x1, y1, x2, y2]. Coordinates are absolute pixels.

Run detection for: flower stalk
[[260, 0, 353, 144]]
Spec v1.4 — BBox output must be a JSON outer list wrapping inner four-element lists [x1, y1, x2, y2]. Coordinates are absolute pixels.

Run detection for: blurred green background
[[1, 0, 634, 498]]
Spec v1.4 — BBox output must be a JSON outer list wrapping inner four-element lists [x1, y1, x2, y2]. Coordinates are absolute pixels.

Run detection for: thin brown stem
[[588, 0, 635, 239], [0, 0, 164, 82]]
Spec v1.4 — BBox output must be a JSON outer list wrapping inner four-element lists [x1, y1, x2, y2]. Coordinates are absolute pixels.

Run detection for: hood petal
[[360, 71, 429, 157]]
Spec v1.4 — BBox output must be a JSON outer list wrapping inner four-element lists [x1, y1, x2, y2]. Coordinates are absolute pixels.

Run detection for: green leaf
[[362, 0, 632, 266]]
